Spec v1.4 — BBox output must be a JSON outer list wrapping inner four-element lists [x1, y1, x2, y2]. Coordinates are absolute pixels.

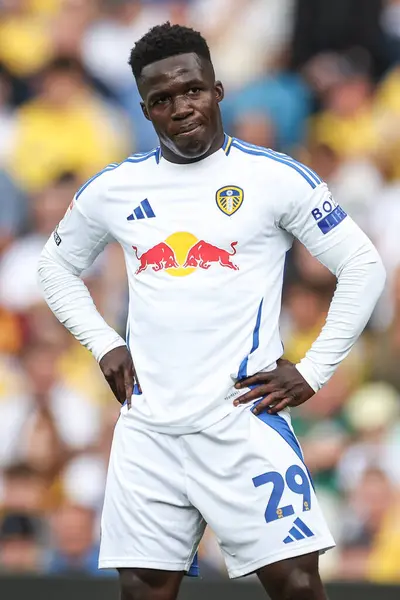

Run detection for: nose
[[171, 95, 193, 120]]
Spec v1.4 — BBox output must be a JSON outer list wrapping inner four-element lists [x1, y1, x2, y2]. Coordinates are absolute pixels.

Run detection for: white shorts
[[99, 406, 335, 578]]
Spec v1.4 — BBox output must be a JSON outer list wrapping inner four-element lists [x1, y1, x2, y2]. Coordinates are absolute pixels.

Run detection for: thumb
[[124, 363, 134, 409], [133, 364, 142, 394]]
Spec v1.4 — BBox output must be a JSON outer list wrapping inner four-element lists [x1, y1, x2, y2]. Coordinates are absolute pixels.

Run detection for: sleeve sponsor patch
[[311, 198, 347, 234], [53, 227, 62, 246]]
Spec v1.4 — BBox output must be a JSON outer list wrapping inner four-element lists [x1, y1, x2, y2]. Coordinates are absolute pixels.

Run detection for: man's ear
[[141, 102, 150, 121], [215, 81, 224, 103]]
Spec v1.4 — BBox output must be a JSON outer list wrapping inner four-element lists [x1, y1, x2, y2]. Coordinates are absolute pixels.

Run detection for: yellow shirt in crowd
[[9, 97, 128, 192], [0, 15, 53, 77]]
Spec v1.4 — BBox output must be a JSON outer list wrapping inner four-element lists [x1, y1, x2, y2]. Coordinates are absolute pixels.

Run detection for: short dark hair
[[129, 22, 212, 80], [0, 513, 40, 542], [40, 55, 86, 81], [4, 463, 41, 480]]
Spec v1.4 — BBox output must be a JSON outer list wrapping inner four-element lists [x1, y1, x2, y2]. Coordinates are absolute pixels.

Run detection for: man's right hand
[[99, 346, 141, 409]]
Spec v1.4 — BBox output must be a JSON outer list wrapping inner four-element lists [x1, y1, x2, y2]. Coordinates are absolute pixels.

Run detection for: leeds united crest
[[216, 186, 244, 216]]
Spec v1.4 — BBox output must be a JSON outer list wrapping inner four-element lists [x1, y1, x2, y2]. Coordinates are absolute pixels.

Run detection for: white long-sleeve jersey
[[38, 135, 386, 433]]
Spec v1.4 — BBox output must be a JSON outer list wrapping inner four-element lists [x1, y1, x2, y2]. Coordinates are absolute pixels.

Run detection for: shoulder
[[75, 147, 161, 201], [228, 137, 323, 192]]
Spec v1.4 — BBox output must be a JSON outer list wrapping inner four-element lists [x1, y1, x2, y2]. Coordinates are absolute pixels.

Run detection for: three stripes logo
[[127, 199, 155, 221], [283, 518, 314, 545]]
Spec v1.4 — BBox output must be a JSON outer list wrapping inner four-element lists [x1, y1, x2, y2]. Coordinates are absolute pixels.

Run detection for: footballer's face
[[138, 53, 224, 163]]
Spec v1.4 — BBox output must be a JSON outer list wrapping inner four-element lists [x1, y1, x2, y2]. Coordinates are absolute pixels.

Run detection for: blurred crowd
[[1, 0, 400, 584]]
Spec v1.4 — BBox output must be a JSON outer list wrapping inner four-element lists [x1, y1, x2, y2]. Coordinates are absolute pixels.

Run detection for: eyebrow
[[147, 77, 205, 101]]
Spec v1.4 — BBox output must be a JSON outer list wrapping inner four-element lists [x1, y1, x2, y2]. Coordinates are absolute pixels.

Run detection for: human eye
[[187, 87, 201, 95], [153, 95, 170, 106]]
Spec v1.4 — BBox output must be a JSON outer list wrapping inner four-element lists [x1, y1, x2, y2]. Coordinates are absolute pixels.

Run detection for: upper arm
[[277, 176, 373, 275], [44, 172, 113, 272]]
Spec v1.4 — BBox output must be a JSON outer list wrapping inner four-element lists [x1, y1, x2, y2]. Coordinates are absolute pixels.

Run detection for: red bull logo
[[183, 241, 238, 270], [133, 232, 239, 276], [132, 242, 179, 274]]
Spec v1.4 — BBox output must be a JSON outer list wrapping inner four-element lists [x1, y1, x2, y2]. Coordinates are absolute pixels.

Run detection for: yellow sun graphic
[[164, 231, 198, 277]]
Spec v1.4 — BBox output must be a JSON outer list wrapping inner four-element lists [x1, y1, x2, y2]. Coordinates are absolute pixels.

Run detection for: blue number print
[[252, 472, 294, 522], [252, 465, 311, 523], [286, 464, 311, 512]]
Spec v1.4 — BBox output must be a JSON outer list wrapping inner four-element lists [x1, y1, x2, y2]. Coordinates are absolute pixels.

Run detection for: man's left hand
[[233, 358, 315, 415]]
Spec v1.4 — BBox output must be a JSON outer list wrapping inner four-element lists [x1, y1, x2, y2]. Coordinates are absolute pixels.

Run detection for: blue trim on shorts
[[255, 410, 303, 463], [255, 408, 315, 489], [187, 552, 199, 577]]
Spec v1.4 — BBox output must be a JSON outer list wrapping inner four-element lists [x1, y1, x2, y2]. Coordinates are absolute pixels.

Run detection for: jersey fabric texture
[[99, 404, 335, 577], [45, 135, 353, 435]]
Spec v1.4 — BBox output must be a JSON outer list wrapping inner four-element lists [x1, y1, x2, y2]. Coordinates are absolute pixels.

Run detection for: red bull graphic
[[133, 232, 239, 276], [132, 243, 179, 274], [183, 241, 238, 270]]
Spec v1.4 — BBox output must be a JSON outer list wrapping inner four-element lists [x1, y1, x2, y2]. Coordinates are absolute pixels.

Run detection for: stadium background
[[1, 0, 400, 594]]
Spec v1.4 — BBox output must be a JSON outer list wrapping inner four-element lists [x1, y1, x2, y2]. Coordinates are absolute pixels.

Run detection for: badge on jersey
[[216, 186, 244, 216]]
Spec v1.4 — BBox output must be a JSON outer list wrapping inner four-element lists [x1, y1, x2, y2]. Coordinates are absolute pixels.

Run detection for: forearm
[[38, 247, 126, 362], [296, 242, 386, 391]]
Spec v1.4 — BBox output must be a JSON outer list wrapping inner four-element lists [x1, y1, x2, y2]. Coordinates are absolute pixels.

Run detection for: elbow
[[372, 251, 386, 297], [363, 249, 386, 304]]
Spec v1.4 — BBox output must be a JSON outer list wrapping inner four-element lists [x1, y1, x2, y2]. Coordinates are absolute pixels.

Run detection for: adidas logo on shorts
[[283, 518, 314, 544]]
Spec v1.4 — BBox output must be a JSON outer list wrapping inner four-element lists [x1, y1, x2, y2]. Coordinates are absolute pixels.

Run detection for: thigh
[[257, 552, 327, 600], [184, 407, 335, 579], [99, 415, 205, 573], [118, 568, 184, 600]]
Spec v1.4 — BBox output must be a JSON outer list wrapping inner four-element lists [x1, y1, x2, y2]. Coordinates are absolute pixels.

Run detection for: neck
[[160, 127, 225, 164]]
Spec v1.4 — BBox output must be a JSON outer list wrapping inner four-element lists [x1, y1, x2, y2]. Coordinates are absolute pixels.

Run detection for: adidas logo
[[127, 199, 155, 221], [283, 518, 314, 544]]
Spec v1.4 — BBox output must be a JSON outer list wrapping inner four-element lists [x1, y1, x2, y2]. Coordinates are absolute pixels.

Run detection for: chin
[[175, 137, 211, 159]]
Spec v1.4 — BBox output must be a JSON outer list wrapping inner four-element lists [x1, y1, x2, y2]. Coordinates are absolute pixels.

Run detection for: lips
[[174, 123, 202, 137]]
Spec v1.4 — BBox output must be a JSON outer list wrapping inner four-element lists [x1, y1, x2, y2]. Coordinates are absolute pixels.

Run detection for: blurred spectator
[[374, 65, 400, 180], [0, 0, 54, 78], [232, 112, 276, 149], [0, 512, 43, 573], [337, 382, 400, 493], [0, 306, 23, 355], [367, 265, 400, 382], [51, 0, 97, 58], [381, 0, 400, 63], [282, 279, 333, 362], [60, 403, 120, 510], [0, 340, 101, 476], [25, 302, 113, 405], [0, 169, 28, 255], [46, 502, 106, 576], [367, 489, 400, 583], [224, 71, 311, 151], [0, 463, 48, 515], [338, 468, 399, 581], [309, 53, 380, 161], [0, 63, 17, 165], [0, 172, 78, 312], [6, 56, 129, 192], [82, 0, 176, 95], [190, 0, 294, 90], [291, 0, 387, 78]]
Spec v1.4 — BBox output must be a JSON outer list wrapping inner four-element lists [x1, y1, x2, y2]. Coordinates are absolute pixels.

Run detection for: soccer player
[[38, 23, 385, 600]]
